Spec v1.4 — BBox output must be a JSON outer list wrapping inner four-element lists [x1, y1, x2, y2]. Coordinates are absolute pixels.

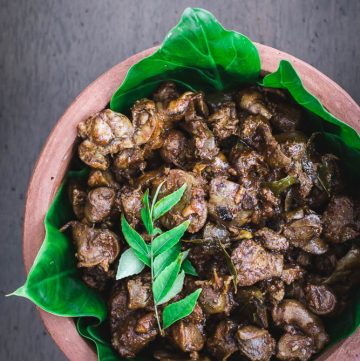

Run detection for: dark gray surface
[[1, 0, 359, 360]]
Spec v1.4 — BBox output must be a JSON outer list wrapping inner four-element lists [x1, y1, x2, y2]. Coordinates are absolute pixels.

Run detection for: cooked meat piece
[[153, 82, 179, 104], [316, 154, 345, 195], [281, 265, 305, 285], [272, 299, 329, 351], [230, 148, 269, 188], [278, 132, 307, 161], [236, 325, 275, 361], [196, 272, 233, 315], [322, 196, 359, 243], [67, 221, 120, 271], [110, 283, 133, 329], [113, 147, 146, 180], [203, 222, 230, 244], [117, 186, 143, 227], [87, 169, 119, 189], [270, 102, 301, 133], [82, 265, 113, 291], [235, 287, 268, 328], [78, 139, 110, 170], [78, 109, 134, 169], [238, 89, 272, 119], [160, 129, 193, 169], [301, 237, 328, 255], [255, 227, 289, 252], [68, 180, 87, 220], [112, 312, 158, 358], [276, 333, 314, 361], [170, 321, 205, 353], [266, 279, 285, 304], [84, 187, 115, 223], [208, 177, 252, 227], [206, 320, 238, 360], [231, 239, 283, 286], [283, 214, 322, 248], [127, 273, 152, 310], [184, 115, 219, 161], [240, 115, 291, 169], [304, 284, 337, 315], [154, 170, 207, 233], [207, 102, 239, 140]]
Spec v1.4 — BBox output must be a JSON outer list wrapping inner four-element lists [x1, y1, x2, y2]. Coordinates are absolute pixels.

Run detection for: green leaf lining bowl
[[23, 44, 360, 361]]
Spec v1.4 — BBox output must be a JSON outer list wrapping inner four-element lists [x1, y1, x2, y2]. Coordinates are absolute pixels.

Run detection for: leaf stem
[[150, 243, 164, 336]]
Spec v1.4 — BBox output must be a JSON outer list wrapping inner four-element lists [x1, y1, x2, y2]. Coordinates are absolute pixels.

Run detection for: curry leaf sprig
[[116, 183, 202, 333]]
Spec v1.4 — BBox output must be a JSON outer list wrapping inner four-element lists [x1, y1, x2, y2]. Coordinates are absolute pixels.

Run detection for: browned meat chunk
[[304, 284, 337, 315], [283, 214, 322, 248], [238, 89, 272, 119], [236, 325, 275, 361], [153, 82, 179, 104], [78, 109, 134, 169], [112, 312, 158, 358], [208, 177, 252, 227], [322, 196, 359, 243], [270, 102, 301, 133], [231, 239, 283, 286], [87, 169, 119, 189], [207, 320, 238, 360], [113, 147, 146, 180], [272, 299, 329, 351], [276, 333, 314, 361], [240, 115, 291, 169], [67, 221, 120, 271], [266, 279, 285, 304], [154, 170, 207, 233], [160, 129, 193, 169], [81, 265, 114, 291], [255, 227, 289, 252], [118, 186, 143, 227], [207, 102, 239, 140], [281, 265, 305, 285], [84, 187, 115, 223], [68, 180, 87, 220], [170, 321, 205, 353], [127, 274, 152, 310]]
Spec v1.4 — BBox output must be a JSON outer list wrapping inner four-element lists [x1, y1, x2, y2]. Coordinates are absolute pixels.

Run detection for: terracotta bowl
[[23, 43, 360, 361]]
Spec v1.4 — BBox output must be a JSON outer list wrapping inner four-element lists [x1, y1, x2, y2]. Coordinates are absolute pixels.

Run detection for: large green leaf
[[110, 7, 260, 113], [11, 168, 107, 320]]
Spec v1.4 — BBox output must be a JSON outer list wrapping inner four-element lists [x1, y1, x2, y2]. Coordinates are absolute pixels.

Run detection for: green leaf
[[162, 289, 202, 329], [121, 215, 150, 266], [157, 271, 185, 306], [141, 189, 153, 235], [116, 248, 146, 280], [218, 241, 238, 293], [152, 220, 190, 256], [110, 8, 260, 113], [267, 175, 298, 195], [153, 254, 182, 305], [153, 184, 187, 221], [153, 243, 181, 278], [182, 259, 198, 276], [10, 168, 107, 320]]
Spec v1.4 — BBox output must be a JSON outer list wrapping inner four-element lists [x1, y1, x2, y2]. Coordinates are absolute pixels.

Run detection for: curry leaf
[[152, 220, 190, 256], [182, 259, 198, 276], [153, 244, 181, 278], [116, 248, 145, 280], [267, 175, 298, 195], [157, 271, 185, 306], [110, 8, 261, 113], [162, 289, 202, 329], [153, 254, 182, 305], [121, 215, 150, 266], [218, 241, 238, 293], [141, 189, 153, 235], [153, 184, 187, 221]]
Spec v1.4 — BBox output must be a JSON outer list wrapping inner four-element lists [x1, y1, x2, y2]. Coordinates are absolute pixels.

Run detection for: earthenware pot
[[23, 44, 360, 361]]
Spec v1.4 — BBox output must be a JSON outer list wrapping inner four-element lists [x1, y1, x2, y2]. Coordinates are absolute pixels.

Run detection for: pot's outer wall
[[23, 45, 360, 361]]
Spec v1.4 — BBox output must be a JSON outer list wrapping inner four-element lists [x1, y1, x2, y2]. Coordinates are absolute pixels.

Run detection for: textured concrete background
[[1, 0, 359, 360]]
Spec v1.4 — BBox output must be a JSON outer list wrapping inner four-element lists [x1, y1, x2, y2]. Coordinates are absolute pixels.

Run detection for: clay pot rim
[[22, 43, 360, 361]]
